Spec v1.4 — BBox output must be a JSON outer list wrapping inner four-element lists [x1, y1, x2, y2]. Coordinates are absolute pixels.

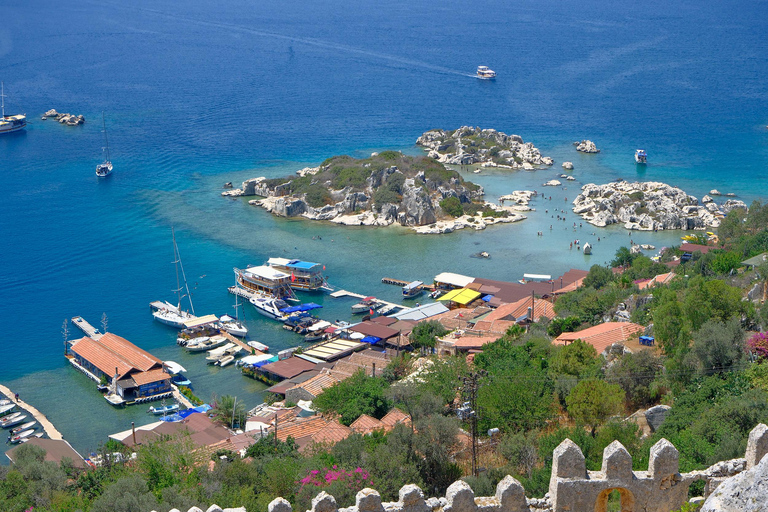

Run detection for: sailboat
[[0, 82, 27, 134], [219, 286, 248, 337], [95, 112, 113, 177], [152, 228, 197, 328]]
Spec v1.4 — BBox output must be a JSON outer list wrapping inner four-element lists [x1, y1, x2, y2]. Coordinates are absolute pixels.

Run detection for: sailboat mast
[[172, 227, 183, 311], [176, 230, 195, 316], [102, 111, 110, 162], [1, 82, 5, 119]]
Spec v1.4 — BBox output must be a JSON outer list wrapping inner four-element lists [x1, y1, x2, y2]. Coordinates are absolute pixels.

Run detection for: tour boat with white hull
[[402, 281, 424, 299], [249, 295, 290, 320], [351, 297, 384, 314], [152, 228, 197, 328], [0, 82, 26, 134], [635, 149, 647, 164], [266, 258, 332, 292], [476, 66, 497, 79], [234, 265, 297, 301], [95, 112, 113, 177]]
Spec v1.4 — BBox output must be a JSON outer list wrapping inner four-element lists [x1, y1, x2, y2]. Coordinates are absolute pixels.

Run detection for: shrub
[[439, 196, 463, 217]]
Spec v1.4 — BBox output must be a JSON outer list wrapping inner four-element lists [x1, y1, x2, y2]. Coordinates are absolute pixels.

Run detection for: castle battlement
[[155, 423, 768, 512]]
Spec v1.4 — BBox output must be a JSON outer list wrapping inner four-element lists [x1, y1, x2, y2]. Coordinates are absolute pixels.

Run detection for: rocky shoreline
[[572, 180, 747, 231], [223, 151, 527, 234], [416, 126, 553, 170]]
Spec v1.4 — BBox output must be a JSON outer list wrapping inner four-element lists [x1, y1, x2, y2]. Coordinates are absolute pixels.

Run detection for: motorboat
[[402, 281, 424, 299], [249, 295, 289, 320], [0, 403, 17, 415], [171, 374, 192, 387], [0, 82, 26, 134], [1, 411, 22, 425], [0, 398, 11, 406], [20, 432, 44, 443], [10, 429, 35, 443], [219, 314, 247, 337], [635, 149, 647, 164], [95, 111, 113, 177], [187, 334, 227, 353], [247, 340, 269, 352], [1, 414, 27, 428], [304, 333, 326, 343], [476, 66, 497, 79], [148, 403, 179, 415], [183, 336, 209, 349], [11, 421, 36, 435], [351, 296, 383, 314], [206, 343, 236, 364], [217, 354, 236, 367]]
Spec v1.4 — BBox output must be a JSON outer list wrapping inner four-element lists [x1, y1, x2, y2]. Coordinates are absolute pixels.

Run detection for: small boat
[[351, 297, 383, 314], [148, 403, 179, 415], [20, 432, 45, 443], [249, 295, 289, 320], [635, 149, 647, 164], [206, 343, 236, 364], [1, 414, 27, 428], [0, 82, 27, 134], [583, 242, 592, 255], [171, 374, 192, 387], [95, 112, 113, 177], [476, 66, 497, 79], [402, 281, 425, 299], [247, 340, 269, 352], [217, 354, 235, 367], [104, 393, 126, 406], [0, 411, 22, 424], [9, 429, 35, 443], [0, 403, 17, 415], [11, 421, 36, 435], [0, 398, 11, 406]]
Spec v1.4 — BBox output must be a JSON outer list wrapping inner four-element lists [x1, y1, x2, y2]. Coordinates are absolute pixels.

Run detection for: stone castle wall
[[157, 424, 768, 512]]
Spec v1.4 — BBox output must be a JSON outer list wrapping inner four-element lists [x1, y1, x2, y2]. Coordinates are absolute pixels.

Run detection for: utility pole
[[459, 370, 485, 477]]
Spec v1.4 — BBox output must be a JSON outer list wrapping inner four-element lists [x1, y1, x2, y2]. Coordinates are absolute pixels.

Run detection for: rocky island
[[572, 180, 747, 230], [416, 126, 553, 170], [41, 109, 85, 126], [224, 151, 527, 234]]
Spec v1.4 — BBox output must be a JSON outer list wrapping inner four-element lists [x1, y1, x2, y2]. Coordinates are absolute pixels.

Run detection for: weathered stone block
[[312, 492, 338, 512], [270, 497, 293, 512], [601, 441, 633, 480], [745, 423, 768, 469], [444, 480, 476, 512], [495, 475, 527, 512], [551, 438, 587, 479], [356, 489, 384, 512], [649, 438, 679, 479]]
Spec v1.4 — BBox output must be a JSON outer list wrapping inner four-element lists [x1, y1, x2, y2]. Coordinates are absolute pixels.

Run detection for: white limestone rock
[[543, 180, 561, 187], [562, 161, 574, 170], [710, 189, 721, 196], [701, 453, 768, 512], [575, 140, 600, 153]]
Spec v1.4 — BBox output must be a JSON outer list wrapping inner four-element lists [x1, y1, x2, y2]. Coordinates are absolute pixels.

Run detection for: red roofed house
[[274, 415, 352, 452], [473, 296, 556, 334], [636, 272, 677, 290], [350, 408, 411, 435], [69, 332, 171, 402], [553, 322, 645, 355]]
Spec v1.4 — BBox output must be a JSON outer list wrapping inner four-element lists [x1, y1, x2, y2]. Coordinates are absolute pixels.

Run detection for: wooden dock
[[381, 277, 436, 291], [71, 316, 102, 339], [0, 383, 63, 440], [329, 289, 407, 313]]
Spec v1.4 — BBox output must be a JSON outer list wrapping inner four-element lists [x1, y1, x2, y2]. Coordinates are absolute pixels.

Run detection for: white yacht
[[249, 295, 289, 320], [152, 301, 195, 329], [152, 228, 197, 329], [476, 66, 497, 79], [635, 149, 647, 164], [95, 112, 113, 177], [0, 82, 26, 134]]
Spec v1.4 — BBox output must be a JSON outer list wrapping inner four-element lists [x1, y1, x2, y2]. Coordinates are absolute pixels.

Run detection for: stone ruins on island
[[158, 423, 768, 512], [416, 126, 553, 170], [571, 180, 748, 231]]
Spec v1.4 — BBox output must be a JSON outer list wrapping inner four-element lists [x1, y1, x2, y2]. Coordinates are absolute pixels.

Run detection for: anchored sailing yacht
[[0, 82, 26, 134], [152, 228, 197, 328], [96, 112, 113, 177]]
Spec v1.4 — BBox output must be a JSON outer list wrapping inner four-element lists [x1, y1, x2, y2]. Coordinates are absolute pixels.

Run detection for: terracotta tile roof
[[442, 334, 500, 350], [70, 336, 134, 379], [97, 333, 162, 372], [637, 272, 676, 290], [680, 243, 713, 254], [131, 367, 171, 386], [426, 306, 491, 331], [350, 414, 384, 434], [552, 276, 586, 295], [473, 297, 556, 332], [287, 371, 339, 398], [309, 419, 352, 446], [380, 408, 410, 428], [554, 322, 645, 354], [275, 415, 328, 442]]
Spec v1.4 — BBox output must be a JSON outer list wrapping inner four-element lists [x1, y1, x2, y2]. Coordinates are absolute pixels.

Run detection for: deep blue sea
[[1, 0, 767, 458]]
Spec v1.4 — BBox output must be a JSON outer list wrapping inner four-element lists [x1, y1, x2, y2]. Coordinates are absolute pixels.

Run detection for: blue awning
[[361, 336, 381, 344], [280, 303, 323, 313], [482, 295, 494, 302]]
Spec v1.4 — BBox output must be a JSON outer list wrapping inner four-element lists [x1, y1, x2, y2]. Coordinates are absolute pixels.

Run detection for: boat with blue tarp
[[267, 258, 333, 292], [402, 281, 424, 298]]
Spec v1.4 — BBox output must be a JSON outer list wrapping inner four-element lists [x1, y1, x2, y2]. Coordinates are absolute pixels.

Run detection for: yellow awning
[[437, 288, 481, 305]]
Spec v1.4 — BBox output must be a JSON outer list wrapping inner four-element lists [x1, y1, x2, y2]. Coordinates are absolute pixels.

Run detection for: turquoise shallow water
[[1, 0, 767, 459]]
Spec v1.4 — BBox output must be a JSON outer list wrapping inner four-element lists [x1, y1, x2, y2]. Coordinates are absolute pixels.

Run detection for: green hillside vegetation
[[3, 201, 768, 511], [267, 152, 480, 209]]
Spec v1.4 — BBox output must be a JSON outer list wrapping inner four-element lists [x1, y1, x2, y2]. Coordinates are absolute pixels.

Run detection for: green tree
[[611, 246, 635, 267], [605, 350, 664, 408], [550, 339, 601, 378], [690, 317, 746, 375], [583, 265, 615, 290], [652, 301, 689, 356], [547, 315, 581, 337], [409, 320, 448, 352], [90, 475, 159, 512], [439, 196, 464, 217], [211, 395, 247, 429], [312, 370, 391, 425], [566, 379, 625, 436]]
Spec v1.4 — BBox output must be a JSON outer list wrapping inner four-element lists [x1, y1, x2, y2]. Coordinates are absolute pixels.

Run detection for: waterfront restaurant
[[69, 333, 171, 401]]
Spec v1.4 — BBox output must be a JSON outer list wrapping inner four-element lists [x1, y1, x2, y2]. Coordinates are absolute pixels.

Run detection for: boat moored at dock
[[10, 429, 35, 443], [11, 421, 37, 435], [402, 281, 424, 298], [351, 296, 384, 314], [148, 403, 179, 415], [249, 295, 290, 320], [266, 258, 332, 292], [234, 265, 296, 301]]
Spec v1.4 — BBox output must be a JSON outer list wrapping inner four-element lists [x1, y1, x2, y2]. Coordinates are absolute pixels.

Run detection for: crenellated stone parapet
[[154, 423, 768, 512]]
